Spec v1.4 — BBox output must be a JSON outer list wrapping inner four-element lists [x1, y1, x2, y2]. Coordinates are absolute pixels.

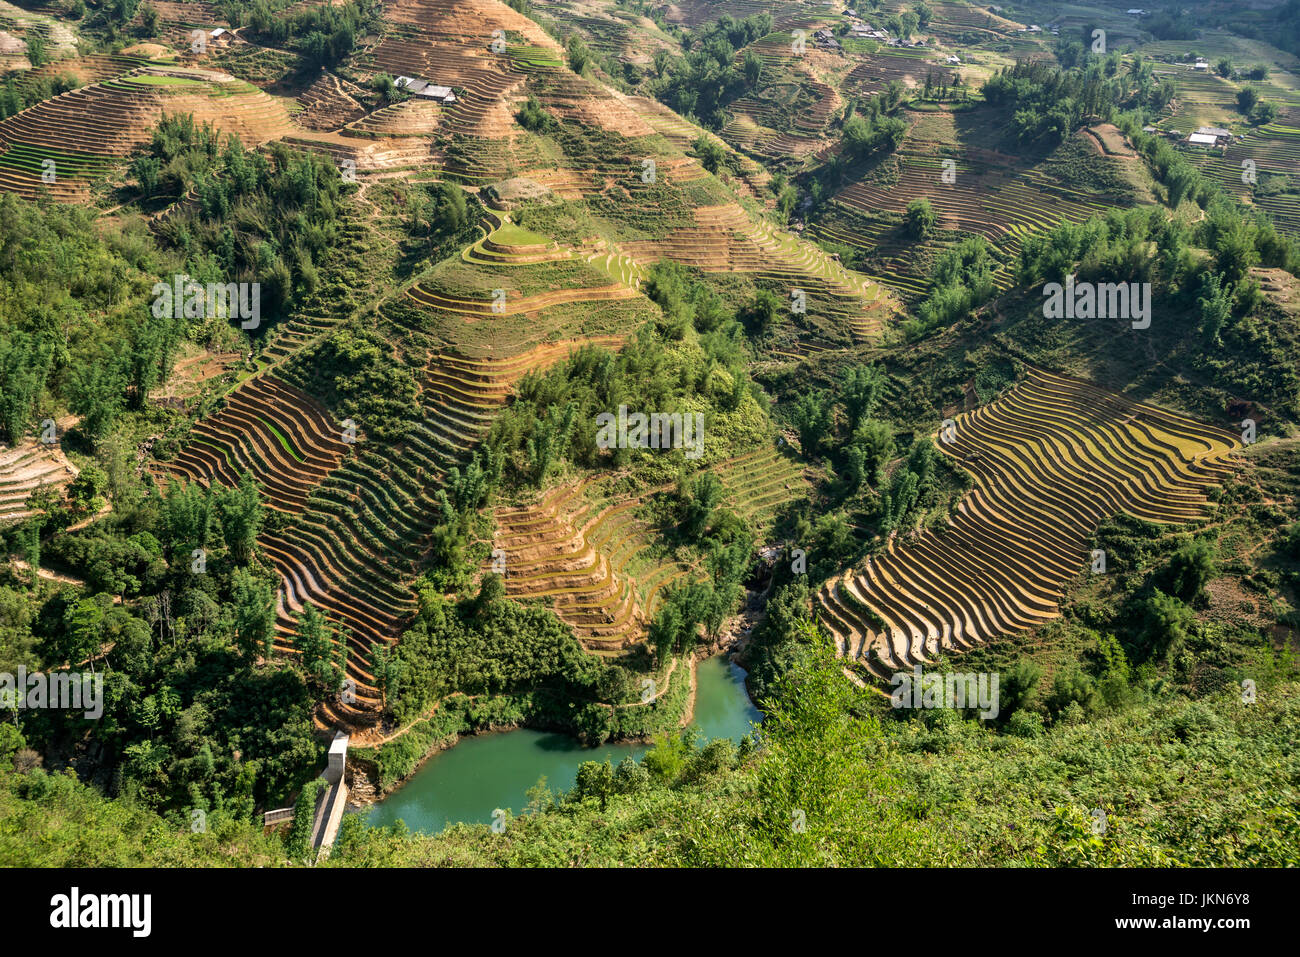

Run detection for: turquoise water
[[360, 656, 761, 834]]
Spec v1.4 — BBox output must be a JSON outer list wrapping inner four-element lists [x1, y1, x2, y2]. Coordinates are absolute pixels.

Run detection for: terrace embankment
[[817, 368, 1240, 678]]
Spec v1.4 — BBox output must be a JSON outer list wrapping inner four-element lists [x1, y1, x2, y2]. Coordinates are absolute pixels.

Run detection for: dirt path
[[678, 653, 699, 726], [8, 558, 120, 602]]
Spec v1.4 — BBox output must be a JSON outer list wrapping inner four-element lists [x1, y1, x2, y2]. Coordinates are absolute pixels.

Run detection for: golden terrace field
[[818, 369, 1240, 678]]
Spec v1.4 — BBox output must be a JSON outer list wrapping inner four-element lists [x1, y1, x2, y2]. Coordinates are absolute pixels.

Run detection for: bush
[[904, 198, 937, 238], [613, 755, 650, 793], [1006, 709, 1044, 738], [284, 777, 329, 862]]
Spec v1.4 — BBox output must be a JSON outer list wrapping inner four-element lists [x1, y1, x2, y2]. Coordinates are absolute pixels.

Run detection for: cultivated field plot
[[490, 477, 687, 652], [820, 111, 1127, 295], [721, 72, 839, 162], [0, 67, 296, 200], [0, 438, 78, 524], [157, 375, 350, 514], [260, 338, 621, 730], [1194, 119, 1300, 235], [922, 0, 1025, 39], [656, 0, 789, 29], [489, 441, 810, 652], [817, 368, 1239, 678], [712, 442, 808, 529]]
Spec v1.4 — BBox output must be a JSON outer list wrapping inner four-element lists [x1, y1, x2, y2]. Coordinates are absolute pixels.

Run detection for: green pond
[[359, 655, 761, 834]]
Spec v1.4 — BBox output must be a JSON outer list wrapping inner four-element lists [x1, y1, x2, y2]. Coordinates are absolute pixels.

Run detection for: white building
[[394, 76, 456, 102]]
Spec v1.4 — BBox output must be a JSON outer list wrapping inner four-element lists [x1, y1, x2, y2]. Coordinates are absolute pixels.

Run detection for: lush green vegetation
[[8, 645, 1296, 866], [650, 14, 772, 129], [2, 472, 326, 819], [2, 0, 1299, 872], [0, 195, 189, 444], [137, 117, 350, 326]]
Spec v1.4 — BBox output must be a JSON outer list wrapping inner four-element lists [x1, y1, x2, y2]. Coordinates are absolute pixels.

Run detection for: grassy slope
[[4, 676, 1297, 866], [0, 766, 284, 867]]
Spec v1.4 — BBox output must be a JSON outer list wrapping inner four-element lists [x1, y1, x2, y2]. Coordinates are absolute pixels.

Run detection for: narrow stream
[[359, 655, 760, 834]]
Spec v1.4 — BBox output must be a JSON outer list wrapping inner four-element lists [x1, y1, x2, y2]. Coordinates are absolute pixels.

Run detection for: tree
[[368, 642, 406, 711], [648, 601, 683, 664], [1044, 667, 1097, 718], [1196, 272, 1232, 346], [575, 759, 615, 811], [1237, 87, 1259, 115], [68, 360, 126, 438], [130, 155, 161, 197], [681, 472, 723, 538], [431, 181, 467, 233], [216, 471, 263, 564], [1134, 590, 1195, 661], [566, 32, 592, 74], [294, 605, 344, 698], [998, 660, 1042, 721], [743, 50, 762, 87], [231, 568, 276, 662], [66, 465, 108, 515], [515, 95, 554, 132], [0, 332, 52, 443], [1159, 540, 1217, 604], [25, 36, 47, 68], [790, 391, 833, 458], [138, 3, 160, 37], [841, 364, 885, 429], [58, 597, 108, 673], [776, 183, 798, 223], [476, 571, 505, 610], [372, 73, 396, 101], [1212, 217, 1259, 282], [739, 288, 781, 336], [613, 755, 650, 793], [904, 197, 937, 238], [160, 481, 211, 565], [692, 134, 727, 174], [841, 419, 893, 490], [841, 112, 906, 162]]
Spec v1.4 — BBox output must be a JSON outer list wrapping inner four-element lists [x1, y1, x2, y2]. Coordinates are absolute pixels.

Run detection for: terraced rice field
[[489, 443, 810, 652], [158, 338, 622, 732], [8, 52, 160, 93], [822, 116, 1118, 294], [0, 439, 78, 524], [623, 202, 894, 341], [721, 75, 838, 162], [157, 375, 350, 513], [658, 0, 786, 28], [816, 368, 1240, 678], [925, 0, 1024, 38], [1193, 121, 1300, 234], [353, 0, 560, 166], [843, 49, 941, 96], [712, 443, 809, 529], [490, 477, 687, 652], [0, 67, 296, 200]]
